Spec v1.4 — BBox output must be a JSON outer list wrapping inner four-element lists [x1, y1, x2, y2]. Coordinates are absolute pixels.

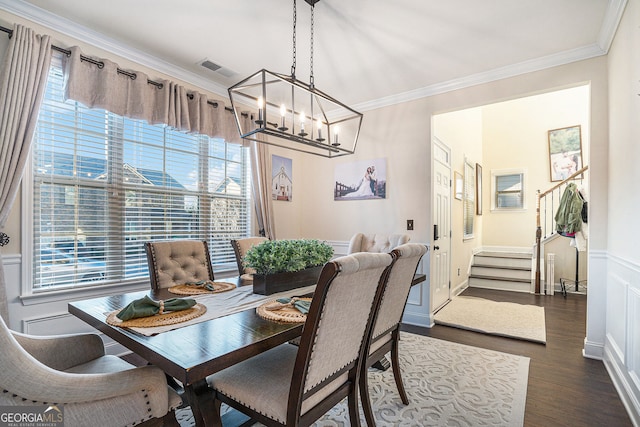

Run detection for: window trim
[[490, 168, 527, 212]]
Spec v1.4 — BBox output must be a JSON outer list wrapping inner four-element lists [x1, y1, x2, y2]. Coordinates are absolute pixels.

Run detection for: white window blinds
[[32, 58, 251, 290], [495, 173, 524, 209]]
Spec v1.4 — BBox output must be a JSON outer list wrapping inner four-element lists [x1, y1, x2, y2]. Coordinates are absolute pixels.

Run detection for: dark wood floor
[[402, 287, 633, 427]]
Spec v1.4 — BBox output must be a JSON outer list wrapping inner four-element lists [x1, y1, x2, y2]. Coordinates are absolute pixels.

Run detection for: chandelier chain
[[291, 0, 297, 77], [310, 3, 315, 87]]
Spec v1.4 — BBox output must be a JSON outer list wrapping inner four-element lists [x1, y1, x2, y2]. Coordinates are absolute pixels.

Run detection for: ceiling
[[0, 0, 623, 111]]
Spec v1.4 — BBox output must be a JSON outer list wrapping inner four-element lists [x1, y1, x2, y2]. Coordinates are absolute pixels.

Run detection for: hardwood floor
[[402, 287, 633, 427]]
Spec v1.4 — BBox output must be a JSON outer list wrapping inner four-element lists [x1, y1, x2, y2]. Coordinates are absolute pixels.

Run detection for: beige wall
[[481, 86, 590, 247], [433, 108, 483, 290], [294, 99, 431, 243], [608, 0, 640, 263]]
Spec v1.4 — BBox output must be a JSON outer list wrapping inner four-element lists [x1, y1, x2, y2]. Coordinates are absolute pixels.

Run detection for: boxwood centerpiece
[[244, 239, 334, 295]]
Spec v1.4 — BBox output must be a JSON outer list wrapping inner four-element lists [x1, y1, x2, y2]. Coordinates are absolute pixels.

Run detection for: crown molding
[[0, 0, 230, 99], [353, 42, 607, 113], [0, 0, 624, 113], [597, 0, 628, 53]]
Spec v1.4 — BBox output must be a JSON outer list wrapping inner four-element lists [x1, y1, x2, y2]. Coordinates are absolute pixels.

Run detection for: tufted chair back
[[347, 233, 410, 254], [145, 240, 215, 291], [230, 236, 269, 279]]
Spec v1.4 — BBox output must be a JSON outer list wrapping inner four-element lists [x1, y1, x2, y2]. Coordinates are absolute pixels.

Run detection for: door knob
[[433, 246, 440, 250]]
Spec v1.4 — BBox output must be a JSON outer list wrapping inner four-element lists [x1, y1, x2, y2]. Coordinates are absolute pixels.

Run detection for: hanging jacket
[[555, 183, 583, 236]]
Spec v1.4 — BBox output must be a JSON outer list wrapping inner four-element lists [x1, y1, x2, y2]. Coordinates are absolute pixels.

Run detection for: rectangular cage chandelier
[[228, 0, 363, 158]]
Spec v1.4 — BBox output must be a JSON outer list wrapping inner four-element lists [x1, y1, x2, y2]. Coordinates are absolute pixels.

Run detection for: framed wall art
[[334, 158, 386, 200], [272, 155, 292, 201], [548, 125, 583, 182]]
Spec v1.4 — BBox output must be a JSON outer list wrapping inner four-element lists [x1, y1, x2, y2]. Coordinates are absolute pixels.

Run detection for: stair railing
[[534, 165, 588, 293]]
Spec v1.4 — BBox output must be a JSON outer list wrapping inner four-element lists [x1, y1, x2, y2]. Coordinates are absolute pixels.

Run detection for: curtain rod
[[0, 24, 238, 113]]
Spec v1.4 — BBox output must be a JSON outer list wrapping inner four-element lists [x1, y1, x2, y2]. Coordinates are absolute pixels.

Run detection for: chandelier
[[228, 0, 363, 158]]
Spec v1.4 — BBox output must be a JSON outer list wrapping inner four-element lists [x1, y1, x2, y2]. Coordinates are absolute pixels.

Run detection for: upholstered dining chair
[[145, 239, 215, 291], [230, 236, 269, 280], [0, 315, 181, 427], [206, 251, 394, 427], [347, 233, 410, 254], [359, 243, 428, 427]]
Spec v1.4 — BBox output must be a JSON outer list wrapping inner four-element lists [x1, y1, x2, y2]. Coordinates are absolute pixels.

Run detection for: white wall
[[604, 0, 640, 424]]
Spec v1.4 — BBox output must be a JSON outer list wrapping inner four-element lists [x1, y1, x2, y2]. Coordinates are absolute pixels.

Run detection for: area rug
[[176, 332, 530, 426], [434, 296, 546, 344]]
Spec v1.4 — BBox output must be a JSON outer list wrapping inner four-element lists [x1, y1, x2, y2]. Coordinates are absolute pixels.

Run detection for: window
[[492, 170, 526, 210], [31, 58, 251, 291], [463, 159, 475, 239]]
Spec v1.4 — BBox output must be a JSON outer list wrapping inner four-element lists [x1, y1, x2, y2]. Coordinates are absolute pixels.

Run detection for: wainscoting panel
[[628, 286, 640, 398], [605, 254, 640, 426], [21, 312, 95, 336], [607, 273, 629, 364]]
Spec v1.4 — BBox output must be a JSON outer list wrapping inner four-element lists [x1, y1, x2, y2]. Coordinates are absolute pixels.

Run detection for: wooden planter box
[[253, 266, 323, 295]]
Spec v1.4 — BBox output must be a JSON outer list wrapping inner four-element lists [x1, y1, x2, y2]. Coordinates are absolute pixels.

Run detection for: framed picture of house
[[272, 155, 292, 201], [548, 125, 583, 182], [334, 158, 386, 200]]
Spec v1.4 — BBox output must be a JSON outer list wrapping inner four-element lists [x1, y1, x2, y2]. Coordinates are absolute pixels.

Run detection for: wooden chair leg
[[359, 367, 376, 427], [391, 335, 409, 405], [348, 387, 362, 427]]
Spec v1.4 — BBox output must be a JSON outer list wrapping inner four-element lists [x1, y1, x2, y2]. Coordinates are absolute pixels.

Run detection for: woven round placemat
[[168, 281, 235, 295], [106, 303, 207, 328], [256, 298, 312, 323]]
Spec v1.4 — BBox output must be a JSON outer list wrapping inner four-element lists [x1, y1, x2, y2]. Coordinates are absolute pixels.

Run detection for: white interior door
[[432, 139, 451, 311]]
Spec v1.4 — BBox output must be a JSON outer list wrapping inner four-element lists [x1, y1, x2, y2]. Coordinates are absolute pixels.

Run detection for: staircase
[[534, 165, 588, 293], [469, 251, 532, 293]]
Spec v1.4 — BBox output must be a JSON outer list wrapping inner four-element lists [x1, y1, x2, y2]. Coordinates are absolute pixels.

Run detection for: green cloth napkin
[[185, 280, 216, 291], [117, 295, 197, 321], [276, 297, 311, 314]]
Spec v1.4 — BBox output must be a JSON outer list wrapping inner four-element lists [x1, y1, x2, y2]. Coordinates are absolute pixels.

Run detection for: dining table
[[67, 273, 426, 427]]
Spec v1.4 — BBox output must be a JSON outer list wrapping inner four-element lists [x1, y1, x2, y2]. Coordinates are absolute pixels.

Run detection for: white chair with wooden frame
[[359, 243, 428, 427], [0, 315, 182, 427], [230, 236, 269, 280], [347, 233, 410, 254], [206, 251, 394, 427]]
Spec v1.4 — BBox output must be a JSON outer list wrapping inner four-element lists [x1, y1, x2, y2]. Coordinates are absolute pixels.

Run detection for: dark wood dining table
[[68, 273, 426, 427]]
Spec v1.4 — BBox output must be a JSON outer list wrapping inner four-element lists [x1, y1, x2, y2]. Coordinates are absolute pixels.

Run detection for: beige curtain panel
[[250, 139, 277, 240], [63, 46, 245, 143], [0, 24, 53, 322]]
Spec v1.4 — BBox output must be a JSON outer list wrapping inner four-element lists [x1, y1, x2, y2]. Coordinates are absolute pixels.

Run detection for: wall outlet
[[407, 219, 414, 230]]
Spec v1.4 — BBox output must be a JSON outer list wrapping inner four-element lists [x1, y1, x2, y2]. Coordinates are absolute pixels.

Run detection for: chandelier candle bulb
[[256, 96, 264, 125], [298, 111, 307, 136], [316, 119, 325, 141], [279, 104, 288, 131], [333, 127, 339, 146]]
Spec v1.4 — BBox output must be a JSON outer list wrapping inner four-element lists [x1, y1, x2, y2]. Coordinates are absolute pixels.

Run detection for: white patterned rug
[[434, 296, 546, 344], [176, 332, 529, 426]]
